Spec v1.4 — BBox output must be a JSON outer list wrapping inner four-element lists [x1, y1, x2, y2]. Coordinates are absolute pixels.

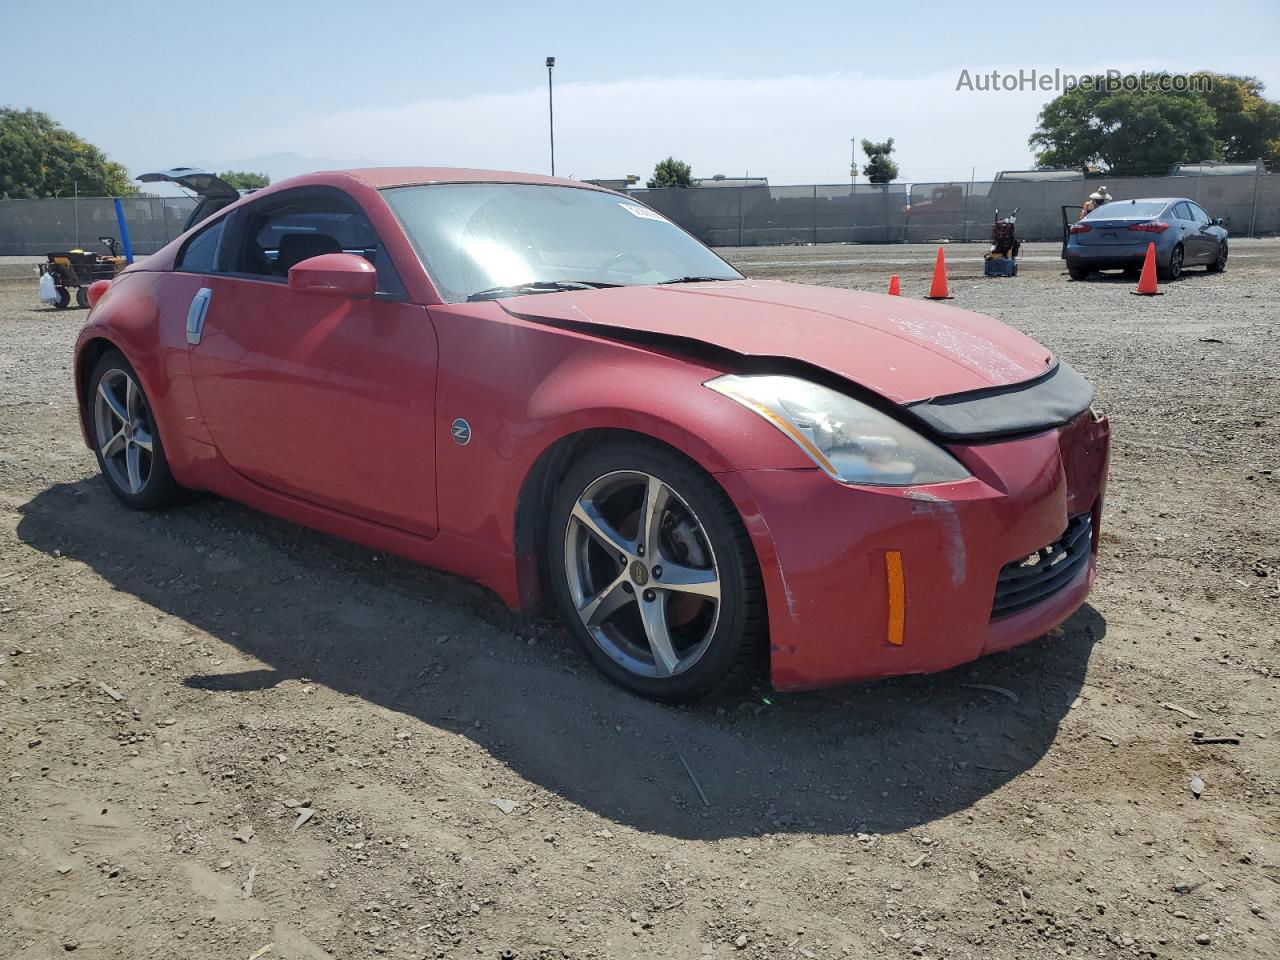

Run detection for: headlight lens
[[706, 374, 970, 486]]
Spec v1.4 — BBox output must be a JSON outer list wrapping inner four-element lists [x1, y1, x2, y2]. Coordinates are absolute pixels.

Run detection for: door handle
[[186, 287, 212, 345]]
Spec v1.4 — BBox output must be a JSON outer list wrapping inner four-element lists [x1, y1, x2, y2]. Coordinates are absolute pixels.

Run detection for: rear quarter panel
[[75, 270, 213, 475]]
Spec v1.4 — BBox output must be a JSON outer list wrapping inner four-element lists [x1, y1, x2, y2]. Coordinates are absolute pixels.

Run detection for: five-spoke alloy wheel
[[88, 350, 183, 509], [95, 367, 156, 496], [565, 470, 721, 679], [549, 440, 765, 702]]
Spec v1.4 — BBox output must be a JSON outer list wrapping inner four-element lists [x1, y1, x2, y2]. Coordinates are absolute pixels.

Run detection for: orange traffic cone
[[926, 247, 952, 299], [1131, 242, 1162, 296], [887, 274, 901, 296]]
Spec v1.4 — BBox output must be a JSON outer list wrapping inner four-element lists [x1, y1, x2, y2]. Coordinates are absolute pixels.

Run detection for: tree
[[1027, 73, 1280, 175], [1196, 73, 1280, 167], [217, 170, 271, 191], [0, 108, 136, 198], [860, 138, 899, 183], [647, 157, 693, 188]]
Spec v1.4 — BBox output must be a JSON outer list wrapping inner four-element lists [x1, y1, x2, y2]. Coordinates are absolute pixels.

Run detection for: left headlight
[[706, 374, 970, 486]]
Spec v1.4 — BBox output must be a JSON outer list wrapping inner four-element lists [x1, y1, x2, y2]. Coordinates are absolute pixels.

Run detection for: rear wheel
[[1207, 240, 1227, 273], [1158, 244, 1184, 281], [53, 287, 71, 309], [1068, 264, 1091, 281], [547, 439, 765, 702], [89, 350, 184, 510], [75, 286, 89, 308]]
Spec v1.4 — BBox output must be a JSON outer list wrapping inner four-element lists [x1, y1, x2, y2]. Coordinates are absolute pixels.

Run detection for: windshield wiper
[[657, 275, 738, 285], [467, 280, 619, 302]]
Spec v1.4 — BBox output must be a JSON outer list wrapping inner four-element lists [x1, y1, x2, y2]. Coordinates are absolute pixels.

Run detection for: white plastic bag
[[38, 271, 60, 305]]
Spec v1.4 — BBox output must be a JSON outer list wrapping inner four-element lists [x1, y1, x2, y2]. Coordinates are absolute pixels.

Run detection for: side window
[[1190, 203, 1211, 225], [1172, 202, 1192, 221], [175, 219, 225, 273], [225, 190, 405, 297]]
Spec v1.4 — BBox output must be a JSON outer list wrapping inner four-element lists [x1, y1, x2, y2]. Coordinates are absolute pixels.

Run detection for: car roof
[[305, 167, 613, 191], [1099, 197, 1187, 206]]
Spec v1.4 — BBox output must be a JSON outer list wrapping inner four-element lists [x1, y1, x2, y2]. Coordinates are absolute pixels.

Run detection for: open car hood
[[503, 279, 1055, 406]]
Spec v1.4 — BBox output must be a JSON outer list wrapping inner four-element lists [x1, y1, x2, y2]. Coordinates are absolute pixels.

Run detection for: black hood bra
[[904, 362, 1095, 441]]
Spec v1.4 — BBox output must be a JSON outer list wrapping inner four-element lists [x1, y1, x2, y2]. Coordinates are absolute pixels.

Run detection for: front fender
[[428, 304, 809, 580]]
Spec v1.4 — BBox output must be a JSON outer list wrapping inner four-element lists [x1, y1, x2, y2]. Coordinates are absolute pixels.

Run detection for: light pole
[[546, 56, 556, 176]]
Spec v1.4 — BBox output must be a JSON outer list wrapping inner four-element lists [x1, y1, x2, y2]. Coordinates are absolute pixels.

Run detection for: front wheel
[[547, 439, 765, 702], [88, 350, 185, 510], [1207, 240, 1227, 273]]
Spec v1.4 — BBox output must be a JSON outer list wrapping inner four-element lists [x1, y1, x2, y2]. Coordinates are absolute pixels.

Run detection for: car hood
[[503, 279, 1053, 405]]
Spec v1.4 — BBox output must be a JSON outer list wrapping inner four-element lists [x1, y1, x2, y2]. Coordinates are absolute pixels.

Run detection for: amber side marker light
[[885, 550, 905, 646]]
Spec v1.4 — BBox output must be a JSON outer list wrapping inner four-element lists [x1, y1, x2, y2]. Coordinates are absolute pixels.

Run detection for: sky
[[3, 0, 1278, 189]]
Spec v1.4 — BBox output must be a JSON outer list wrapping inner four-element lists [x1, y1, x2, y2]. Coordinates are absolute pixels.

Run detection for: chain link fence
[[0, 196, 196, 256], [1, 171, 1275, 255], [629, 183, 912, 246], [634, 169, 1278, 246], [899, 171, 1276, 244]]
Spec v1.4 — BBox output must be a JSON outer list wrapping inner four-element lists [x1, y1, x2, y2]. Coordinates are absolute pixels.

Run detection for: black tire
[[1207, 240, 1227, 273], [1068, 264, 1091, 281], [87, 350, 185, 510], [75, 286, 90, 308], [53, 287, 71, 309], [1158, 244, 1184, 281], [547, 438, 765, 702]]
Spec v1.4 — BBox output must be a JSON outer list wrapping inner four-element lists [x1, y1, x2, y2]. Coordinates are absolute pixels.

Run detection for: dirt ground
[[2, 241, 1278, 960]]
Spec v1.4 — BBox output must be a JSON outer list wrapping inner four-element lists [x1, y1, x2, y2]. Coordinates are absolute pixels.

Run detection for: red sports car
[[74, 168, 1110, 701]]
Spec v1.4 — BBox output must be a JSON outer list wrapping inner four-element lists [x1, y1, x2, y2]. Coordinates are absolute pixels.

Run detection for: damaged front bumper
[[720, 410, 1111, 691]]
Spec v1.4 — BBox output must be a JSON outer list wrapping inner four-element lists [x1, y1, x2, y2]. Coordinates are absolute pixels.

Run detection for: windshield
[[1087, 200, 1168, 220], [383, 183, 741, 302]]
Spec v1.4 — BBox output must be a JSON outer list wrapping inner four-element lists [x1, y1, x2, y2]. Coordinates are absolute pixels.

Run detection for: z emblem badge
[[451, 418, 472, 446]]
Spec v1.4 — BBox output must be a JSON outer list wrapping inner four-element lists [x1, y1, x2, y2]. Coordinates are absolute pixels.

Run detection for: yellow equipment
[[38, 237, 127, 308]]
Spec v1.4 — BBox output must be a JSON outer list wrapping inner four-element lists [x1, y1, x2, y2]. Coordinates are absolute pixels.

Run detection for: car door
[[1170, 202, 1205, 264], [1186, 202, 1219, 262], [186, 187, 439, 537]]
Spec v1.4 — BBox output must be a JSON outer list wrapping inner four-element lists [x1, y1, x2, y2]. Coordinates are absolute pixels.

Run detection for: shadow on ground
[[17, 479, 1103, 840]]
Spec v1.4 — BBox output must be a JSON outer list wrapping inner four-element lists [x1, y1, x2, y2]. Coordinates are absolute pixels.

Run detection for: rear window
[[1087, 201, 1167, 220], [255, 210, 379, 250], [176, 219, 224, 273]]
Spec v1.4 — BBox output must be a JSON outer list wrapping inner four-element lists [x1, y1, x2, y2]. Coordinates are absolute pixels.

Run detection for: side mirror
[[1212, 217, 1224, 227], [288, 253, 377, 298]]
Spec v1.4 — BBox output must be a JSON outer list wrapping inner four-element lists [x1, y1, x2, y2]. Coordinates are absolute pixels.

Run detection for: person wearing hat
[[1080, 185, 1113, 219]]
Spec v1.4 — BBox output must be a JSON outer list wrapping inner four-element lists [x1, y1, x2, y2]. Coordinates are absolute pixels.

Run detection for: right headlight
[[706, 374, 970, 486]]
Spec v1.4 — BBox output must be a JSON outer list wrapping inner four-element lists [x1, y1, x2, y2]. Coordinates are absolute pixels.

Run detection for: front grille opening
[[991, 514, 1092, 619]]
